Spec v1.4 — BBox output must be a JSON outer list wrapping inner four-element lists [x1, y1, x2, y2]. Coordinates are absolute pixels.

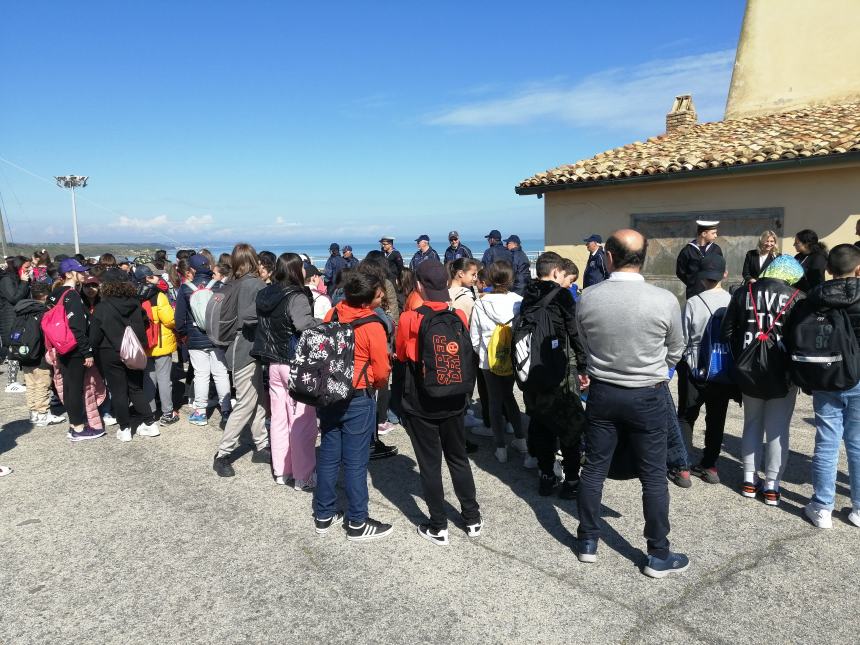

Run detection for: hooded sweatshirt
[[12, 298, 48, 366], [90, 296, 148, 353], [470, 291, 522, 370], [794, 277, 860, 345], [323, 301, 391, 390]]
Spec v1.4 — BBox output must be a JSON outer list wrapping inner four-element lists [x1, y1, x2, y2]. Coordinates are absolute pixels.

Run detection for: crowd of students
[[0, 224, 858, 578]]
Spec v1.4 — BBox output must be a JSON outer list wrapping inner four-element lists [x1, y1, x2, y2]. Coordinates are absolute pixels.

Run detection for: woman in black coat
[[742, 230, 780, 283], [0, 257, 31, 384], [793, 228, 828, 293]]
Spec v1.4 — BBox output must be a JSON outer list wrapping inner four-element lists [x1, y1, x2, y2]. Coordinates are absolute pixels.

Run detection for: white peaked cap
[[695, 220, 720, 228]]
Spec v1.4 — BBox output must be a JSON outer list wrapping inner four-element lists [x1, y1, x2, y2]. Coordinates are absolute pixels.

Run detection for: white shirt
[[607, 272, 645, 282]]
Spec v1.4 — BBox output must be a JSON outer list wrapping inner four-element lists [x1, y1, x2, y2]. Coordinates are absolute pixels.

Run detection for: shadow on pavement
[[0, 418, 33, 457]]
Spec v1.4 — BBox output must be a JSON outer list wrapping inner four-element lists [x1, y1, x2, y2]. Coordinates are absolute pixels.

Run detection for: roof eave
[[514, 150, 860, 196]]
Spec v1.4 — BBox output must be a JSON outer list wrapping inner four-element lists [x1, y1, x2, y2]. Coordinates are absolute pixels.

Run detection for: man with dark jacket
[[409, 235, 440, 271], [583, 234, 610, 288], [798, 244, 860, 529], [520, 252, 587, 498], [505, 235, 531, 295], [443, 231, 473, 263], [174, 254, 233, 426], [323, 243, 347, 291], [380, 236, 404, 283], [342, 246, 360, 271], [481, 230, 513, 268], [676, 220, 723, 299]]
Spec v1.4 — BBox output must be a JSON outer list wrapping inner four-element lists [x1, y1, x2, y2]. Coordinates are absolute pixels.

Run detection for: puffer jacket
[[174, 270, 218, 350], [141, 290, 177, 357], [470, 291, 522, 370], [0, 271, 30, 339], [801, 278, 860, 344], [252, 284, 319, 364]]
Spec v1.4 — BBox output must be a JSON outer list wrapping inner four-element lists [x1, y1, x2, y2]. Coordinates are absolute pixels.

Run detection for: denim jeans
[[314, 394, 376, 524], [578, 379, 671, 558], [811, 382, 860, 509]]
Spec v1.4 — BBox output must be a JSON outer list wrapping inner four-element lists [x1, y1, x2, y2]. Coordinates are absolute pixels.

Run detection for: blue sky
[[0, 0, 746, 247]]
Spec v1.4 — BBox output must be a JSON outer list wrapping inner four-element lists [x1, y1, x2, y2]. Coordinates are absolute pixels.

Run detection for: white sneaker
[[505, 422, 515, 435], [4, 382, 26, 393], [848, 507, 860, 528], [804, 502, 833, 529], [274, 475, 288, 486], [116, 427, 132, 442], [494, 447, 508, 463], [295, 472, 316, 492], [29, 410, 39, 423], [470, 424, 494, 437], [523, 455, 538, 469], [35, 412, 65, 427], [45, 412, 66, 426], [137, 421, 160, 437], [102, 414, 118, 427], [510, 438, 528, 454], [553, 459, 565, 480]]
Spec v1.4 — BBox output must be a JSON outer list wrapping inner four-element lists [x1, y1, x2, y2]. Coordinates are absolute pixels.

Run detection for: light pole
[[55, 175, 88, 254]]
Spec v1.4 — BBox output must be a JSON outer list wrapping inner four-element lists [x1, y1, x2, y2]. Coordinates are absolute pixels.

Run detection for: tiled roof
[[516, 102, 860, 193]]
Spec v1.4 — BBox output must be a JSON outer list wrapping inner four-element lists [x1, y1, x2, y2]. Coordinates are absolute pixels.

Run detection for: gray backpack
[[204, 280, 241, 346]]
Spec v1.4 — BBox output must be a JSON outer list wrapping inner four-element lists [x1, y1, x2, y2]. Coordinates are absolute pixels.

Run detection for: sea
[[189, 238, 545, 266]]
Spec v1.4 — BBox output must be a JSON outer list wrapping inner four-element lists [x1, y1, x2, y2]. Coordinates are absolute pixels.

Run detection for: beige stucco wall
[[544, 162, 860, 284], [725, 0, 860, 119]]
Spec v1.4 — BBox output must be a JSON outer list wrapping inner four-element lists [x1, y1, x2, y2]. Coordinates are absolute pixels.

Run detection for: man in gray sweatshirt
[[574, 229, 689, 578]]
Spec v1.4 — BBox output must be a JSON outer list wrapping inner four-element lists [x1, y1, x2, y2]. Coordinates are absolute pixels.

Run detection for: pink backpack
[[41, 292, 78, 356], [119, 325, 148, 370]]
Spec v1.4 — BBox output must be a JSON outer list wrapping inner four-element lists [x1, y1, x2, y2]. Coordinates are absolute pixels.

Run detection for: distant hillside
[[3, 243, 165, 260]]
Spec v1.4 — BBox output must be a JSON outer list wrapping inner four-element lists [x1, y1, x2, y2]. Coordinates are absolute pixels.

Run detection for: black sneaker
[[213, 454, 235, 477], [370, 440, 398, 460], [465, 439, 479, 454], [538, 472, 560, 496], [558, 478, 580, 500], [346, 517, 394, 542], [417, 524, 450, 546], [159, 413, 180, 426], [314, 511, 345, 535], [251, 447, 272, 464]]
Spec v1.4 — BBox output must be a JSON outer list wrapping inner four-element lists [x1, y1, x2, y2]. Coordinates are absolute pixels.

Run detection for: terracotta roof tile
[[516, 102, 860, 192]]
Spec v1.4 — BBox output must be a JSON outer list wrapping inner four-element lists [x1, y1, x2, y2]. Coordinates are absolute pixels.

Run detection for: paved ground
[[1, 380, 857, 644]]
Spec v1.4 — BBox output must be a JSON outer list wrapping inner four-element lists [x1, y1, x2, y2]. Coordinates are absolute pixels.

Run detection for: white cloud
[[425, 49, 735, 130], [113, 213, 212, 233]]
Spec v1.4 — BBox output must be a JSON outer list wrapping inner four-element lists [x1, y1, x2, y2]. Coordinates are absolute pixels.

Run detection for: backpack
[[487, 317, 514, 376], [731, 283, 799, 399], [140, 299, 160, 350], [288, 311, 383, 407], [189, 279, 217, 330], [41, 291, 78, 356], [7, 310, 44, 365], [691, 296, 734, 384], [513, 286, 567, 392], [786, 300, 860, 392], [204, 279, 240, 346], [414, 305, 476, 398], [119, 325, 148, 370]]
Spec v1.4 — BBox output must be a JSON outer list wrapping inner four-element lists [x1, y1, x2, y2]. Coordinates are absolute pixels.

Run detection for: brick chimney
[[666, 94, 697, 135]]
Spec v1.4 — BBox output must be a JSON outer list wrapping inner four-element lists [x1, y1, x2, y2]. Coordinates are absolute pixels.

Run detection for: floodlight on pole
[[55, 175, 88, 254]]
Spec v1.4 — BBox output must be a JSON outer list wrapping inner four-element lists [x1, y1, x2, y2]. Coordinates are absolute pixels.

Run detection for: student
[[677, 254, 737, 484], [1, 256, 31, 392], [213, 244, 270, 477], [403, 268, 424, 312], [721, 255, 805, 506], [519, 252, 588, 496], [80, 276, 101, 313], [257, 251, 277, 284], [505, 235, 531, 296], [90, 268, 160, 442], [469, 261, 526, 463], [397, 260, 482, 545], [175, 255, 232, 426], [253, 253, 321, 490], [798, 244, 860, 529], [15, 284, 65, 427], [793, 228, 828, 293], [135, 265, 179, 426], [561, 258, 580, 302], [304, 264, 332, 319], [313, 271, 394, 541], [447, 258, 482, 447], [49, 258, 104, 441], [31, 249, 53, 285]]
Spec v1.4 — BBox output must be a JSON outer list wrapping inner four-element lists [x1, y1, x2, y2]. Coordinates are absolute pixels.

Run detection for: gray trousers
[[217, 360, 269, 457], [144, 355, 174, 415], [741, 387, 798, 481]]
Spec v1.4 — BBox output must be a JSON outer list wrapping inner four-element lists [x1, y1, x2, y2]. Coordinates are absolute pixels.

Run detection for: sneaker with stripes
[[346, 517, 393, 542], [417, 524, 449, 546], [314, 511, 344, 535]]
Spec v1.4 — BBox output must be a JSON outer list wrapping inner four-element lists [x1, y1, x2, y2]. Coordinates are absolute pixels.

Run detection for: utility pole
[[0, 202, 8, 257], [55, 175, 88, 254]]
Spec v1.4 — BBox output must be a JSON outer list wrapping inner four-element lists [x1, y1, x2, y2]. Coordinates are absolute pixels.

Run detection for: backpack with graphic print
[[415, 305, 476, 398]]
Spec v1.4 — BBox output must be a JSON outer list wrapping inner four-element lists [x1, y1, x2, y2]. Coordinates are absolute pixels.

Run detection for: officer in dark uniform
[[676, 220, 722, 299]]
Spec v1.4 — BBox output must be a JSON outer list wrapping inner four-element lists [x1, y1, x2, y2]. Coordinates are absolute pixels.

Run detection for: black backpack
[[288, 311, 383, 407], [512, 286, 567, 392], [731, 284, 799, 399], [786, 300, 860, 392], [7, 310, 45, 366], [414, 305, 476, 397]]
